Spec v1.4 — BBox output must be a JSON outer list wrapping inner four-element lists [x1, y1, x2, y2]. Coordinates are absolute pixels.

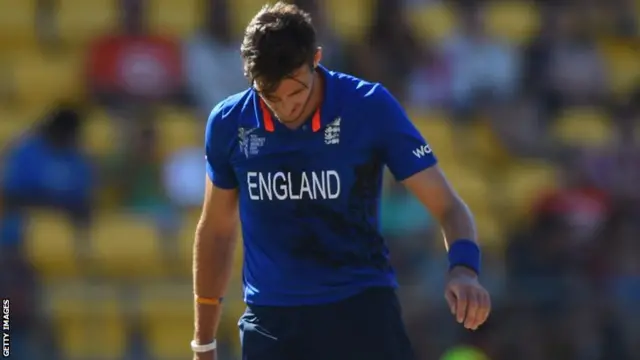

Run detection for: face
[[255, 48, 322, 124]]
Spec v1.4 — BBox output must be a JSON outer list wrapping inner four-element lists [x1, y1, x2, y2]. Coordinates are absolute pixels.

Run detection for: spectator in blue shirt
[[0, 106, 94, 250]]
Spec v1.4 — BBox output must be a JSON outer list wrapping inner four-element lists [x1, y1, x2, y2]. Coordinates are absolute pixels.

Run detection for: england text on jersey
[[247, 170, 341, 201]]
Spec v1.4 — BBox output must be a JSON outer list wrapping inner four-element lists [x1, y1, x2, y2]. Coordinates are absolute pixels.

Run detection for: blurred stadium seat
[[465, 120, 512, 170], [552, 107, 614, 147], [138, 283, 195, 359], [25, 210, 78, 279], [178, 209, 199, 270], [57, 0, 118, 45], [484, 1, 539, 45], [408, 2, 456, 42], [81, 108, 119, 157], [0, 0, 38, 49], [10, 51, 84, 107], [499, 161, 558, 224], [229, 0, 267, 37], [600, 40, 640, 96], [325, 0, 374, 42], [156, 107, 200, 158], [46, 282, 127, 360], [148, 0, 202, 37], [0, 108, 40, 152], [89, 213, 164, 278], [411, 110, 457, 162]]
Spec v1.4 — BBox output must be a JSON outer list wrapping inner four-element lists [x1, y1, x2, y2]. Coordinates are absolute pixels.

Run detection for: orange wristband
[[194, 295, 223, 306]]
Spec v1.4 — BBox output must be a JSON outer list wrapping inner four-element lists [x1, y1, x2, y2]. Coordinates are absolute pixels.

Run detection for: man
[[1, 106, 93, 250], [192, 3, 491, 360]]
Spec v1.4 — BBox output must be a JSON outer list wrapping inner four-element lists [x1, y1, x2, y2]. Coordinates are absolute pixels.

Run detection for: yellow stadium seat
[[0, 0, 38, 47], [11, 51, 84, 108], [600, 40, 640, 96], [411, 110, 457, 162], [57, 0, 117, 44], [474, 211, 504, 248], [408, 3, 456, 42], [46, 282, 127, 360], [149, 0, 202, 38], [156, 107, 201, 158], [441, 164, 491, 212], [81, 108, 119, 157], [0, 108, 42, 152], [464, 120, 512, 169], [485, 2, 540, 45], [138, 283, 197, 359], [230, 0, 267, 38], [325, 0, 374, 42], [178, 209, 199, 269], [25, 211, 78, 279], [499, 161, 558, 223], [552, 107, 614, 147], [89, 213, 164, 278]]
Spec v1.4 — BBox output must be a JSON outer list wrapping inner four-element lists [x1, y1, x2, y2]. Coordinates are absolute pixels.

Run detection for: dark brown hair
[[241, 2, 317, 94]]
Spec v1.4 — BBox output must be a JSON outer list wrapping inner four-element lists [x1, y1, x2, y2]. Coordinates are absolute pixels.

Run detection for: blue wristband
[[447, 239, 481, 275]]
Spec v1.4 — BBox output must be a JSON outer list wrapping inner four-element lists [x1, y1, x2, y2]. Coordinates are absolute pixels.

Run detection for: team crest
[[324, 117, 341, 145]]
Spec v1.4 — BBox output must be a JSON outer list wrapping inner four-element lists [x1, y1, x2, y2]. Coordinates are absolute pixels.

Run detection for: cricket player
[[192, 3, 491, 359]]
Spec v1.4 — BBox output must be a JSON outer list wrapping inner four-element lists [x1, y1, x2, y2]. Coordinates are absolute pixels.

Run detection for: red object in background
[[87, 34, 183, 100], [534, 187, 611, 246]]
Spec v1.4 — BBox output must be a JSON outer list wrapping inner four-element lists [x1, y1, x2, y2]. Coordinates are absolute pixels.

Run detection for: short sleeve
[[205, 103, 238, 189], [368, 85, 437, 181]]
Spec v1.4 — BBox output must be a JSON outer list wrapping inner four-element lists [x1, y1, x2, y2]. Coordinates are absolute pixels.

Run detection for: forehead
[[256, 65, 313, 98]]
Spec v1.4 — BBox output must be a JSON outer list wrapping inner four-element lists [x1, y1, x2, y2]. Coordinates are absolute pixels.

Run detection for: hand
[[193, 350, 216, 360], [444, 266, 491, 330]]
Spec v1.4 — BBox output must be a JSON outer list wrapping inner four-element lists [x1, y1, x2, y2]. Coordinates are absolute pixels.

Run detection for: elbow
[[193, 220, 237, 253]]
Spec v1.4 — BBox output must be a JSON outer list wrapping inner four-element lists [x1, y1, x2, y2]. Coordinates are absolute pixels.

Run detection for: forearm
[[193, 224, 238, 344], [438, 197, 477, 248]]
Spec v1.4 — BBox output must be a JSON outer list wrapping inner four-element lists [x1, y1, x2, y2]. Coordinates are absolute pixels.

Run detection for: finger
[[455, 290, 468, 324], [476, 291, 491, 327], [464, 291, 480, 329], [444, 290, 456, 315]]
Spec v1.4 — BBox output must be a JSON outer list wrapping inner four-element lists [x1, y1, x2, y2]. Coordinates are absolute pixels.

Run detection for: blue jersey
[[205, 66, 437, 306]]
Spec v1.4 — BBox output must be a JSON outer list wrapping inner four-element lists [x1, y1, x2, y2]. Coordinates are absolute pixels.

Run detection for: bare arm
[[193, 176, 239, 348], [402, 165, 477, 250]]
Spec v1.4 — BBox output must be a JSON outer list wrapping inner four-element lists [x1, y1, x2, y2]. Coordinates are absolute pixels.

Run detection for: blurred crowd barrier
[[1, 0, 640, 359]]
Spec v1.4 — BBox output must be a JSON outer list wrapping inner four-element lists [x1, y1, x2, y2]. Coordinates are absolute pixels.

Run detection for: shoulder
[[327, 70, 395, 112], [205, 89, 254, 146], [207, 89, 253, 132]]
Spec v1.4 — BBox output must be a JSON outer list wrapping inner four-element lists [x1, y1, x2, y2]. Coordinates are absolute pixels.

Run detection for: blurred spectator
[[600, 208, 640, 357], [0, 106, 93, 250], [183, 0, 246, 116], [383, 179, 435, 283], [292, 0, 348, 71], [533, 162, 611, 248], [353, 0, 423, 101], [525, 4, 609, 117], [163, 144, 206, 209], [86, 0, 184, 108], [580, 92, 640, 202], [102, 108, 179, 247], [505, 213, 578, 358], [408, 42, 453, 110], [443, 2, 520, 120]]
